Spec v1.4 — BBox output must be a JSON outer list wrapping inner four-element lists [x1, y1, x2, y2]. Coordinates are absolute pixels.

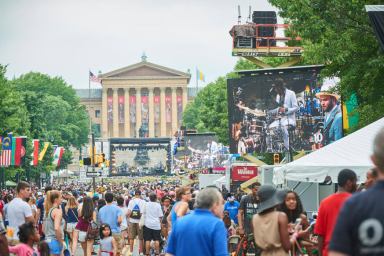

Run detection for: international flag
[[89, 71, 101, 83], [30, 139, 39, 166], [196, 68, 205, 82], [0, 133, 13, 167], [52, 145, 58, 156], [11, 136, 27, 167], [39, 142, 50, 161], [53, 147, 64, 166]]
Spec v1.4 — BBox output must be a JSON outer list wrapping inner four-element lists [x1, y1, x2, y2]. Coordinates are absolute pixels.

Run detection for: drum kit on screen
[[236, 105, 324, 153]]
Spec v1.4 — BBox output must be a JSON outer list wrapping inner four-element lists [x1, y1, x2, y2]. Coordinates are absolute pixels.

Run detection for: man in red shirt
[[314, 169, 357, 256]]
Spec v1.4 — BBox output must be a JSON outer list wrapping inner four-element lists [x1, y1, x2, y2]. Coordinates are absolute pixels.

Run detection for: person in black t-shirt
[[329, 128, 384, 256], [238, 182, 260, 235]]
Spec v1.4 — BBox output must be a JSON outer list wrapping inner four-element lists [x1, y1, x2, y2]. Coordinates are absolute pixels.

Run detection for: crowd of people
[[0, 128, 384, 256]]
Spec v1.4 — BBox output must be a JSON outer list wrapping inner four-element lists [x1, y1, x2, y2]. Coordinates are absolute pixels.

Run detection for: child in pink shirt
[[9, 222, 47, 256]]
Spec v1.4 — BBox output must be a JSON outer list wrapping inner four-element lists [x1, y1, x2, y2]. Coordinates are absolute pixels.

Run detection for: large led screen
[[227, 65, 343, 154]]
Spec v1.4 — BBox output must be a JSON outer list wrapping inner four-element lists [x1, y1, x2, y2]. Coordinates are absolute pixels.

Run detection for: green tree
[[0, 65, 30, 135], [11, 72, 89, 170], [268, 0, 384, 128], [183, 76, 229, 143], [183, 59, 259, 144]]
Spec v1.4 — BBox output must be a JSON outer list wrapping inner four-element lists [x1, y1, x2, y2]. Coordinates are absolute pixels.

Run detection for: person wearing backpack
[[127, 190, 145, 256]]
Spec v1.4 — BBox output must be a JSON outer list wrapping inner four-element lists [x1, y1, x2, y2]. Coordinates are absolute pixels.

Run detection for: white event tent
[[273, 117, 384, 184]]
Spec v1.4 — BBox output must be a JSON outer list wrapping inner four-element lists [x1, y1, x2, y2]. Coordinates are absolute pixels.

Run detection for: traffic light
[[89, 146, 96, 165], [83, 157, 91, 166], [273, 153, 280, 165]]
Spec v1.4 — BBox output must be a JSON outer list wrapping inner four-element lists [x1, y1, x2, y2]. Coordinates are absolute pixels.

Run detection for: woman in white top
[[143, 193, 163, 255]]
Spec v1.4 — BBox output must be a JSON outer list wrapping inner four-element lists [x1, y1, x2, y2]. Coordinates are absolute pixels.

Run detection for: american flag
[[0, 133, 12, 167], [89, 71, 101, 83]]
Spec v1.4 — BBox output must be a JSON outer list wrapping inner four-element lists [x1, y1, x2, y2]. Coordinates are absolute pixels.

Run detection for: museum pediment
[[100, 61, 190, 80]]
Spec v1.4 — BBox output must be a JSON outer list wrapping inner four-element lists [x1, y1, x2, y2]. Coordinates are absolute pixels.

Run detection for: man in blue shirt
[[98, 192, 123, 254], [166, 187, 228, 256], [329, 128, 384, 256], [224, 195, 240, 225]]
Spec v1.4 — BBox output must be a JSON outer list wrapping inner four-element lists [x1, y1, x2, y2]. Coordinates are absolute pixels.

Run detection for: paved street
[[74, 240, 140, 256]]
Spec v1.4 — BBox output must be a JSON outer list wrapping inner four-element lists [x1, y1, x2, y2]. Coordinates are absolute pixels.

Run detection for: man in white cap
[[316, 91, 343, 145]]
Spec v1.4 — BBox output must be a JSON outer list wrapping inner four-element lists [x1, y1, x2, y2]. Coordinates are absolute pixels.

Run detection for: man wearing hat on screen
[[316, 91, 343, 145]]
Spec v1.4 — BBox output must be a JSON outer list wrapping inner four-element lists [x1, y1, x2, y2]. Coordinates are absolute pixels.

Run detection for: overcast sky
[[0, 0, 279, 89]]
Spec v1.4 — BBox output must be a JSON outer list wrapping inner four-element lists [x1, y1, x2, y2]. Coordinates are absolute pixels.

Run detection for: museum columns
[[135, 88, 142, 136], [171, 87, 178, 134], [124, 88, 130, 137], [148, 88, 155, 137], [160, 87, 166, 137], [112, 88, 119, 137], [101, 88, 108, 138]]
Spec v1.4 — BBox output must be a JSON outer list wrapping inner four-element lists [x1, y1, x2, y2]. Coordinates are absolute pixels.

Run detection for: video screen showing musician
[[268, 80, 299, 151], [315, 91, 342, 145]]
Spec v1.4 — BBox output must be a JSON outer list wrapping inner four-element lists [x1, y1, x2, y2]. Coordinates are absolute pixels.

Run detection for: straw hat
[[315, 91, 340, 101]]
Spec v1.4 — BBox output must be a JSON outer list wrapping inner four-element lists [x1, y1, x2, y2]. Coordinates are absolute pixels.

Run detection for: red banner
[[32, 139, 39, 166], [154, 95, 160, 124], [231, 165, 258, 181], [129, 95, 136, 123], [118, 95, 124, 124], [142, 96, 149, 124], [177, 95, 182, 125], [107, 96, 113, 123], [165, 95, 171, 123]]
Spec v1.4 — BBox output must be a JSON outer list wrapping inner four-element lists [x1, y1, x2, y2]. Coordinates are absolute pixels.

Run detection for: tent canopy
[[366, 5, 384, 51], [273, 117, 384, 184]]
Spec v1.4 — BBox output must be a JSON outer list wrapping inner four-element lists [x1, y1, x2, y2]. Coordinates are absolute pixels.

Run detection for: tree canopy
[[0, 66, 89, 181], [183, 0, 384, 143]]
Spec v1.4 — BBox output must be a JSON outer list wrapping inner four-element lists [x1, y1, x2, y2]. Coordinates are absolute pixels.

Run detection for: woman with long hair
[[278, 191, 304, 223], [44, 190, 65, 256], [71, 197, 96, 256], [278, 191, 310, 236], [252, 185, 295, 256], [65, 196, 78, 254], [167, 186, 191, 230], [160, 196, 172, 240]]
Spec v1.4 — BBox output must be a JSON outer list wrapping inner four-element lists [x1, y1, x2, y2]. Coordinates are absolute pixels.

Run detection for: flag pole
[[88, 70, 96, 192], [196, 67, 198, 94], [88, 70, 92, 133]]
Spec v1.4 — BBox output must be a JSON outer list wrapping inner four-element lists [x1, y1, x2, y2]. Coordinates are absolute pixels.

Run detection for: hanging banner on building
[[165, 95, 172, 123], [130, 95, 136, 123], [154, 95, 160, 124], [118, 95, 125, 124], [107, 96, 113, 123], [141, 95, 149, 124], [177, 95, 183, 125]]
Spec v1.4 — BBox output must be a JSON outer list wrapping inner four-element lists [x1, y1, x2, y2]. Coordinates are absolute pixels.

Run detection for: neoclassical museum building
[[76, 57, 192, 139]]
